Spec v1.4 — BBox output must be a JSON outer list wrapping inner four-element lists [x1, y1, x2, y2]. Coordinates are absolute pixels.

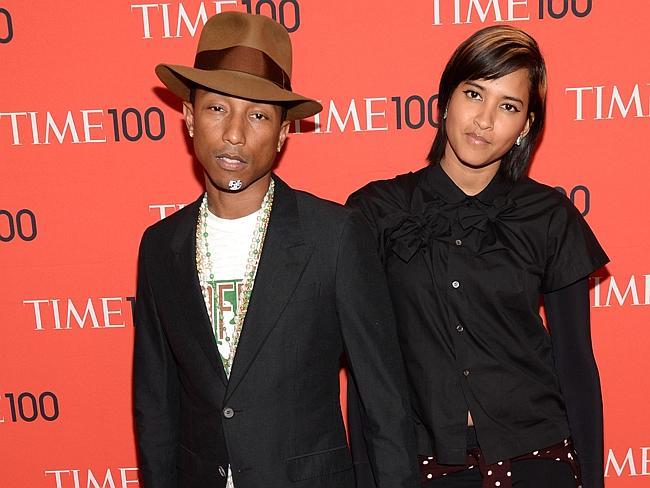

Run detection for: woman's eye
[[502, 104, 520, 113], [463, 90, 481, 100]]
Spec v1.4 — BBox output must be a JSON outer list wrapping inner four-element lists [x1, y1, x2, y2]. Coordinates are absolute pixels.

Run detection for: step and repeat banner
[[1, 1, 649, 486]]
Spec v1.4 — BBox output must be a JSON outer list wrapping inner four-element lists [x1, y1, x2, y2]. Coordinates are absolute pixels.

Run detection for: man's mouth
[[216, 153, 247, 170]]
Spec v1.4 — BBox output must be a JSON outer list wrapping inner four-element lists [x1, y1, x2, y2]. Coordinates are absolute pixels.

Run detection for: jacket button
[[463, 369, 471, 377], [223, 407, 235, 419], [218, 465, 226, 477], [456, 324, 464, 332]]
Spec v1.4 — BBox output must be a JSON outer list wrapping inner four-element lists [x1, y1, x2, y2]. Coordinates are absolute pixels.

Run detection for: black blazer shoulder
[[140, 194, 201, 253], [141, 175, 364, 246]]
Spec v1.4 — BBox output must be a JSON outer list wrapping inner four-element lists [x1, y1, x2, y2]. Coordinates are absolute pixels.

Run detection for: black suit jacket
[[133, 176, 418, 488]]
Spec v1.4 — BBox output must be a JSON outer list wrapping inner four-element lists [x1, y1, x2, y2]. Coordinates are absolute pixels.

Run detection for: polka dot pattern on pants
[[418, 437, 581, 487]]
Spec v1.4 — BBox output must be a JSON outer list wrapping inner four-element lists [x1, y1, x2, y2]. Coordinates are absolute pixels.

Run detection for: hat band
[[194, 46, 292, 91]]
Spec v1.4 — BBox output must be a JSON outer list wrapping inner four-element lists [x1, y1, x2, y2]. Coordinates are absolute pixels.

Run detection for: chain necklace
[[195, 180, 275, 377]]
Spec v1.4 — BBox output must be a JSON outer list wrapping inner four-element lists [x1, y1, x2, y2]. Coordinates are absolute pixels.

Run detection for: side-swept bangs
[[427, 25, 547, 180]]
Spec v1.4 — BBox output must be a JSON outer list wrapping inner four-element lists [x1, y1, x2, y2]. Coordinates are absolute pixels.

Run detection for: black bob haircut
[[427, 25, 547, 181]]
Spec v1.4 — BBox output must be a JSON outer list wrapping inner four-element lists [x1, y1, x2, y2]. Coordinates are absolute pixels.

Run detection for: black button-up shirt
[[347, 164, 608, 465]]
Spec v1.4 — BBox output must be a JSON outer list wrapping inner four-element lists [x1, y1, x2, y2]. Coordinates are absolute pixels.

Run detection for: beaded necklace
[[195, 179, 274, 377]]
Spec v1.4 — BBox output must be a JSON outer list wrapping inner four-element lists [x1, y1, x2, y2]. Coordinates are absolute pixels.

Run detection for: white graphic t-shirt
[[200, 208, 260, 488]]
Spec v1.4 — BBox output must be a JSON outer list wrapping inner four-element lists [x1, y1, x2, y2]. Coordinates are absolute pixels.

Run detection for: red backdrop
[[2, 1, 649, 486]]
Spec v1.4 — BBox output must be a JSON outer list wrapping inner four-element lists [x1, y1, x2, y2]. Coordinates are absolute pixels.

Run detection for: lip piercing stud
[[228, 180, 243, 191]]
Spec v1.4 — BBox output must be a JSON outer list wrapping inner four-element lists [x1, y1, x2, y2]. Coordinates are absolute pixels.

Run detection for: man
[[133, 11, 417, 488]]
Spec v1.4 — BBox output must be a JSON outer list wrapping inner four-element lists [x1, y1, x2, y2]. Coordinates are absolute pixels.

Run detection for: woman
[[347, 26, 607, 488]]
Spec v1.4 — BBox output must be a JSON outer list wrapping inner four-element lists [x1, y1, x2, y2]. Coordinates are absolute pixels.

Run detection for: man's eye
[[209, 105, 225, 112], [252, 113, 268, 120]]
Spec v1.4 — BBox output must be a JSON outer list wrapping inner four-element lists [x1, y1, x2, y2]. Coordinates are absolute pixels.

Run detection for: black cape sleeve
[[346, 172, 419, 261], [543, 197, 609, 292]]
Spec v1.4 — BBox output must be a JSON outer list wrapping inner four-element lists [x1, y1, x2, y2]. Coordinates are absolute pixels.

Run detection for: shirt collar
[[421, 163, 513, 205]]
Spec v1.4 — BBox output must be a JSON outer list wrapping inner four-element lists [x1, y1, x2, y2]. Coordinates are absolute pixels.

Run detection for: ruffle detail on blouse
[[386, 194, 517, 262], [457, 196, 517, 232], [385, 195, 451, 262]]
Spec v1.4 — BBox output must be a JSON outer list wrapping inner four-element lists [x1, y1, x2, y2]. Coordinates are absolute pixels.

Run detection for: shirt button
[[452, 281, 460, 289], [456, 324, 464, 332], [223, 407, 235, 419], [463, 369, 471, 377], [455, 239, 462, 246], [218, 466, 226, 477]]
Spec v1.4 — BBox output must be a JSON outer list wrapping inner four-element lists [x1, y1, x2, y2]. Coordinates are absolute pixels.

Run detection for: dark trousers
[[423, 429, 577, 488]]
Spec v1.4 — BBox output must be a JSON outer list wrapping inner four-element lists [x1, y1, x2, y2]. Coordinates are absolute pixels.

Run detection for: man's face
[[183, 88, 290, 194]]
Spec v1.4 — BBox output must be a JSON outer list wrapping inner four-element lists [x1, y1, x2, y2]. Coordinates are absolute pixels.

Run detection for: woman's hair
[[427, 25, 547, 181]]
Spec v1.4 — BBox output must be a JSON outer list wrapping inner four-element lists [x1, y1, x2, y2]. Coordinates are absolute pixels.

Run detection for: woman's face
[[444, 68, 533, 171]]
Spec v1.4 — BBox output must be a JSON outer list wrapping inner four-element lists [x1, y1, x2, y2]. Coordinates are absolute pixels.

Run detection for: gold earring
[[515, 135, 523, 146], [188, 129, 194, 138]]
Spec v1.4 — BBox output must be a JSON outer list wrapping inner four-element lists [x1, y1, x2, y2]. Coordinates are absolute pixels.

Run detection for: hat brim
[[156, 64, 322, 121]]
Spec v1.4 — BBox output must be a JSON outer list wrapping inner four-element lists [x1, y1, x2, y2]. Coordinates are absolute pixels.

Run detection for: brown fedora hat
[[155, 12, 322, 121]]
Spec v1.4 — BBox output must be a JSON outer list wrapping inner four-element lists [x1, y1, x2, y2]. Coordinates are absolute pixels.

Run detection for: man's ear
[[183, 101, 195, 136], [277, 120, 291, 152]]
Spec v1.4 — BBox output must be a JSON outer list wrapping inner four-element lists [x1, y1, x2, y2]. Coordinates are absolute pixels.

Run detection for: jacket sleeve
[[335, 211, 419, 488], [347, 372, 379, 488], [133, 230, 180, 488], [544, 278, 604, 488]]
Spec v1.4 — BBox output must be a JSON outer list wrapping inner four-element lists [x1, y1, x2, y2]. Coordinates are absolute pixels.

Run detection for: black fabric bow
[[385, 195, 515, 262], [386, 206, 451, 262], [458, 196, 516, 232]]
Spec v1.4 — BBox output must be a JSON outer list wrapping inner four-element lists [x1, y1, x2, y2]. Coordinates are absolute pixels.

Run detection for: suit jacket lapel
[[225, 176, 313, 401], [169, 196, 228, 387]]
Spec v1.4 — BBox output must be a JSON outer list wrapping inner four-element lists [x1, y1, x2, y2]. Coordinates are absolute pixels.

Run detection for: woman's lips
[[466, 132, 490, 145]]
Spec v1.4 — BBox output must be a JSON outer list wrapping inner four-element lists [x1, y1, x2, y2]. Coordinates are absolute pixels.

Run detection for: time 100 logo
[[1, 391, 60, 423]]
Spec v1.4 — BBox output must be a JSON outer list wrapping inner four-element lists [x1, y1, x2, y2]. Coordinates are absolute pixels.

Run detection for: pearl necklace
[[195, 180, 275, 377]]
